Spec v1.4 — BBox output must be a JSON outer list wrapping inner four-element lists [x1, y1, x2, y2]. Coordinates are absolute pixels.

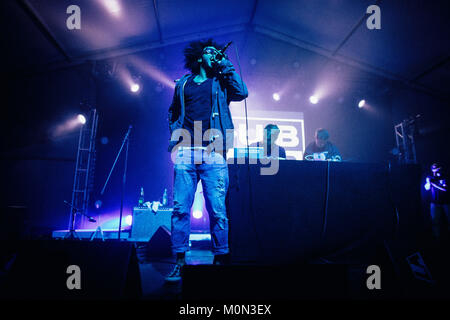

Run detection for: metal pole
[[117, 126, 132, 241], [118, 135, 130, 240]]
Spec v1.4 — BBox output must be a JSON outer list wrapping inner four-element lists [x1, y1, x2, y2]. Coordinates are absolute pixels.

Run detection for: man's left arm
[[329, 144, 342, 159], [215, 59, 248, 101]]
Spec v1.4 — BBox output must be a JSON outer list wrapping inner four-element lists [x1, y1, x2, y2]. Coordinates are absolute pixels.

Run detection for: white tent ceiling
[[3, 0, 449, 99]]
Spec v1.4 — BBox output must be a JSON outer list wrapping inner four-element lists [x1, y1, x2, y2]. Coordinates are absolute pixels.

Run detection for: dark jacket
[[304, 141, 341, 160], [168, 59, 248, 152]]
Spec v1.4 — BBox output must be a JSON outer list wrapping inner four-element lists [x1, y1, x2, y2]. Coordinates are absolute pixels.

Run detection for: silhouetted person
[[426, 163, 449, 240]]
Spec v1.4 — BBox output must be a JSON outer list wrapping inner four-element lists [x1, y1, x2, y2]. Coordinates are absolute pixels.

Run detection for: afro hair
[[183, 38, 224, 74]]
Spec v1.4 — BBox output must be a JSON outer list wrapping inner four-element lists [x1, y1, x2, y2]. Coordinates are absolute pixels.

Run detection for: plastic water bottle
[[138, 187, 144, 207]]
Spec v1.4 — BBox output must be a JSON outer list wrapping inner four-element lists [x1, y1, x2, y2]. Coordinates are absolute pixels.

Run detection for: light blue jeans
[[171, 147, 229, 255]]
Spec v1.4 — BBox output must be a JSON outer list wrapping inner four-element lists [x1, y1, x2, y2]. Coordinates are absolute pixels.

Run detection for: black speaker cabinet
[[130, 207, 172, 242], [1, 240, 142, 299], [146, 226, 172, 257]]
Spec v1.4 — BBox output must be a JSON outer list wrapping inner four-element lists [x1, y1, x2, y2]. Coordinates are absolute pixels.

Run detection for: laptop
[[233, 147, 264, 159]]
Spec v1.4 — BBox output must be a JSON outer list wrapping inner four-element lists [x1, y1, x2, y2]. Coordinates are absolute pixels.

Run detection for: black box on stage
[[1, 240, 141, 299], [130, 207, 172, 241]]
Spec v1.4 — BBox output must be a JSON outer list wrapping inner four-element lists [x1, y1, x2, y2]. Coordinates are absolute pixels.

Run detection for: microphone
[[214, 41, 233, 60]]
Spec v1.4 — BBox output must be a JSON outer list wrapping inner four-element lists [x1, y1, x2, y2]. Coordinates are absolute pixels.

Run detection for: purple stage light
[[309, 95, 318, 104], [99, 0, 121, 17]]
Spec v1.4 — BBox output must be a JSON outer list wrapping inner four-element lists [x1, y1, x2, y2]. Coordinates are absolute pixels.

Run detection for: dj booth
[[226, 160, 424, 264]]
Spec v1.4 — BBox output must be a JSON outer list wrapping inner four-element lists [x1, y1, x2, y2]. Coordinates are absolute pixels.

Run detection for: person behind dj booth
[[166, 39, 248, 282], [426, 163, 449, 239], [303, 128, 341, 161], [250, 124, 286, 159]]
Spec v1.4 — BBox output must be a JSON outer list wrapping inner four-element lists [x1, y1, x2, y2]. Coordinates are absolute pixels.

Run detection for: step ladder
[[68, 109, 99, 230]]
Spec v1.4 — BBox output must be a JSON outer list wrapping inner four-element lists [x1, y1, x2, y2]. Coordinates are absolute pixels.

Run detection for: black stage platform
[[1, 162, 449, 300], [0, 236, 449, 300]]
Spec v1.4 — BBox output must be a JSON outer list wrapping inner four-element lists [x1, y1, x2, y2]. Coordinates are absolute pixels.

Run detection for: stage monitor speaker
[[1, 240, 142, 299], [130, 207, 171, 242], [146, 226, 172, 258]]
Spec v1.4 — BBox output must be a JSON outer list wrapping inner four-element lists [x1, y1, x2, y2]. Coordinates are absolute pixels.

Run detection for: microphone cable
[[321, 160, 331, 240], [232, 43, 264, 259]]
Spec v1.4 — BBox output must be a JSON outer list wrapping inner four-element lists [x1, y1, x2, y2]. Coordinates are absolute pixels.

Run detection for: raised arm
[[215, 59, 248, 102]]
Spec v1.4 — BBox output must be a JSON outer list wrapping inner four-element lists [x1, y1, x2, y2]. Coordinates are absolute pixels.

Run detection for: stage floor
[[138, 248, 213, 299], [136, 237, 450, 300]]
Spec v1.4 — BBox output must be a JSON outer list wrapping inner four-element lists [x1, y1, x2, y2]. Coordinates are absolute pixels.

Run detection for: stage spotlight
[[193, 210, 203, 219], [94, 200, 102, 209], [77, 114, 86, 124], [358, 99, 366, 108], [101, 0, 121, 16], [130, 83, 140, 93], [272, 93, 280, 101], [309, 95, 319, 104], [125, 215, 133, 226]]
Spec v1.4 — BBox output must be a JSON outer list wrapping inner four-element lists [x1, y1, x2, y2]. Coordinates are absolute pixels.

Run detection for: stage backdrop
[[230, 110, 305, 160]]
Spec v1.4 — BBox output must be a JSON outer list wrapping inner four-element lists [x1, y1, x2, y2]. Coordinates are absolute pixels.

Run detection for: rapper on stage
[[166, 39, 248, 282]]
